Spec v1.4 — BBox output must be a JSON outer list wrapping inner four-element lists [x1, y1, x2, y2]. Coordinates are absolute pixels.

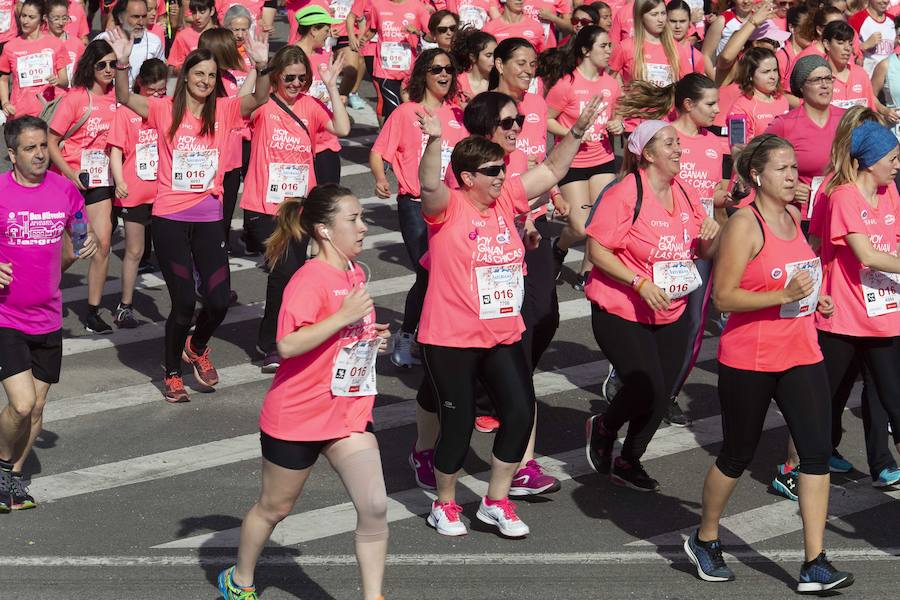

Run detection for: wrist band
[[116, 63, 130, 70], [635, 278, 647, 294], [630, 273, 642, 289], [571, 127, 585, 139]]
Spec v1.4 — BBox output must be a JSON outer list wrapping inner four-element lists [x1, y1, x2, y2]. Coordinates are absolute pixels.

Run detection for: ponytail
[[614, 80, 677, 120], [450, 28, 496, 73], [539, 25, 607, 91]]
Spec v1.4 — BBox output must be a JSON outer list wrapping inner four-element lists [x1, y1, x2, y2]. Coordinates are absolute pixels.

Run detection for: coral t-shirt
[[418, 177, 531, 348], [676, 129, 728, 219], [49, 89, 117, 183], [817, 183, 900, 337], [368, 0, 430, 80], [609, 0, 634, 42], [58, 35, 86, 90], [146, 95, 243, 215], [167, 26, 203, 69], [241, 96, 328, 216], [516, 92, 547, 162], [726, 93, 790, 141], [584, 170, 705, 325], [448, 0, 499, 29], [831, 64, 878, 109], [305, 48, 341, 154], [483, 14, 553, 52], [0, 35, 68, 118], [0, 0, 16, 45], [107, 105, 160, 207], [609, 38, 692, 86], [64, 2, 90, 41], [765, 105, 845, 193], [0, 171, 84, 335], [521, 0, 570, 48], [259, 260, 377, 442], [545, 69, 621, 168], [350, 0, 378, 57]]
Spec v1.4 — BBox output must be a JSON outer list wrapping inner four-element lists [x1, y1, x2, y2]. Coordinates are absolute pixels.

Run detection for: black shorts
[[335, 36, 351, 52], [0, 327, 63, 384], [82, 186, 115, 206], [112, 204, 152, 226], [558, 160, 616, 187], [260, 422, 374, 470]]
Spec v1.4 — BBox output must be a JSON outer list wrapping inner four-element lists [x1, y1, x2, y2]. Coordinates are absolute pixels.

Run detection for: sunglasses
[[436, 25, 457, 34], [281, 73, 308, 84], [428, 64, 457, 75], [472, 164, 506, 177], [94, 60, 116, 71], [496, 114, 526, 130], [571, 17, 593, 27]]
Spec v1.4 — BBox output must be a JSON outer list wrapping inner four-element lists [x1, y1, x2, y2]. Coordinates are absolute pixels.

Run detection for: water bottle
[[71, 211, 88, 257]]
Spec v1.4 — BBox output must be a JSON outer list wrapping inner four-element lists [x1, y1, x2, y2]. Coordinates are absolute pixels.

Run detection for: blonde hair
[[632, 0, 681, 84], [824, 106, 888, 195]]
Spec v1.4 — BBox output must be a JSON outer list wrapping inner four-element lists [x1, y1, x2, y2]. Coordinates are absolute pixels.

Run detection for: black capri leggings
[[521, 216, 560, 370], [422, 342, 536, 474], [152, 216, 231, 375], [591, 306, 690, 463], [716, 362, 832, 477], [373, 77, 403, 121]]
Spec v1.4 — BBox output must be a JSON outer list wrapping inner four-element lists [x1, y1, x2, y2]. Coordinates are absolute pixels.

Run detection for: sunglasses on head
[[281, 73, 308, 84], [571, 17, 593, 27], [428, 64, 457, 75], [496, 114, 526, 130], [436, 25, 457, 34], [472, 164, 506, 177], [94, 60, 116, 71]]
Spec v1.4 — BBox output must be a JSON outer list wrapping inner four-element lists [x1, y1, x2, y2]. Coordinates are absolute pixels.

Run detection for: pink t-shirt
[[64, 2, 90, 41], [727, 93, 789, 141], [146, 95, 243, 216], [49, 89, 117, 178], [372, 101, 467, 198], [609, 0, 634, 42], [259, 260, 377, 442], [167, 26, 203, 69], [817, 183, 900, 337], [521, 0, 571, 48], [350, 0, 378, 57], [712, 82, 742, 129], [305, 48, 341, 154], [0, 35, 68, 118], [609, 38, 692, 86], [831, 63, 878, 109], [241, 96, 328, 216], [483, 14, 553, 52], [448, 0, 499, 29], [0, 0, 16, 45], [0, 171, 84, 335], [517, 92, 547, 162], [545, 69, 621, 168], [59, 35, 86, 90], [286, 0, 331, 45], [368, 0, 430, 80], [418, 177, 531, 348], [676, 129, 729, 219], [584, 171, 705, 324], [220, 69, 251, 172], [765, 106, 845, 187], [148, 21, 166, 40], [107, 105, 160, 207]]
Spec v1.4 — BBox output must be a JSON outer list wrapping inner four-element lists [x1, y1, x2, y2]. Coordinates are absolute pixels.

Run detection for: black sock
[[0, 458, 12, 471], [118, 302, 132, 309], [88, 304, 100, 315]]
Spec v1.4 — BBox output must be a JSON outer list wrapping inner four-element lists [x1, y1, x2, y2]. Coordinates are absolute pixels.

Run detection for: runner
[[107, 58, 167, 330], [489, 38, 546, 165], [346, 0, 379, 112], [703, 0, 756, 64], [239, 45, 351, 373], [47, 0, 86, 88], [725, 47, 790, 142], [218, 185, 390, 600], [0, 116, 97, 512], [168, 0, 218, 73], [108, 27, 272, 402], [0, 0, 68, 119], [849, 0, 895, 76], [327, 0, 367, 109], [447, 0, 500, 30], [667, 0, 706, 75], [48, 40, 118, 335], [583, 120, 719, 491], [424, 10, 459, 52], [608, 0, 691, 89], [96, 0, 166, 86], [823, 20, 881, 110], [450, 28, 496, 105], [483, 0, 553, 53], [683, 133, 853, 595], [560, 2, 600, 47]]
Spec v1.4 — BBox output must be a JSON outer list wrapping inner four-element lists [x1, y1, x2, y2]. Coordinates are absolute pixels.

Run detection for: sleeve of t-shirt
[[764, 113, 786, 137], [609, 41, 627, 74], [307, 96, 332, 135], [48, 91, 78, 136], [220, 96, 244, 131], [52, 42, 67, 73], [585, 176, 636, 250], [276, 274, 328, 341], [848, 10, 868, 34], [610, 9, 626, 41], [544, 76, 572, 113], [498, 176, 529, 216], [167, 33, 188, 68], [106, 108, 130, 151], [0, 46, 10, 73], [863, 76, 878, 109], [829, 186, 865, 247], [371, 107, 402, 162], [554, 0, 572, 13], [423, 186, 463, 226]]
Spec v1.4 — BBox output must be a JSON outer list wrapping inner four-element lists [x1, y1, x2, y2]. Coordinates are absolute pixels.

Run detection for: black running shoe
[[797, 552, 853, 594], [664, 398, 691, 427], [684, 529, 735, 582], [551, 237, 567, 281], [573, 272, 588, 291], [611, 457, 660, 492], [585, 414, 615, 474], [0, 469, 12, 513], [137, 260, 158, 275], [113, 304, 140, 329], [84, 310, 113, 334], [9, 472, 35, 510]]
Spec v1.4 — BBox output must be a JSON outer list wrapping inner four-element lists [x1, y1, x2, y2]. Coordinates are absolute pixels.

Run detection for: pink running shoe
[[509, 460, 562, 497], [474, 415, 500, 433], [408, 447, 436, 489]]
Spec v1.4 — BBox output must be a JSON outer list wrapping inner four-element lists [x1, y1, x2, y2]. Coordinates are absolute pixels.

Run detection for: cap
[[296, 5, 342, 26]]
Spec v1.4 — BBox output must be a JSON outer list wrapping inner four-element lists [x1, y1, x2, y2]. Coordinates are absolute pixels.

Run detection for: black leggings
[[591, 306, 690, 462], [373, 77, 403, 121], [221, 141, 251, 249], [152, 217, 231, 375], [423, 342, 536, 474], [397, 194, 428, 335], [521, 216, 560, 370], [716, 362, 832, 477], [314, 149, 341, 185]]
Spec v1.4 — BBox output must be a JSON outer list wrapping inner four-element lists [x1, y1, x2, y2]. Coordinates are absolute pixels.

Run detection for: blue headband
[[851, 121, 898, 169]]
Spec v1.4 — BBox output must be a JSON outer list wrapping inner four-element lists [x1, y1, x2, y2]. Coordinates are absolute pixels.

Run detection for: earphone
[[755, 175, 761, 186]]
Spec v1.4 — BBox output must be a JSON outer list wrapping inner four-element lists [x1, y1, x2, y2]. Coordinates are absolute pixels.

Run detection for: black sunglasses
[[496, 114, 526, 130], [94, 60, 116, 71], [472, 164, 506, 177], [428, 64, 457, 75], [571, 17, 593, 27], [281, 73, 308, 84], [436, 25, 457, 34]]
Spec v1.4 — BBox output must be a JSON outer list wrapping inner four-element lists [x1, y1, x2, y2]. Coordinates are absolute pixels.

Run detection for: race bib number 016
[[171, 149, 217, 192], [331, 339, 379, 396], [80, 149, 110, 187], [860, 267, 900, 317], [653, 259, 702, 299], [266, 163, 309, 204], [17, 51, 54, 88], [780, 258, 822, 318], [380, 42, 412, 71], [475, 263, 524, 320], [135, 142, 158, 181]]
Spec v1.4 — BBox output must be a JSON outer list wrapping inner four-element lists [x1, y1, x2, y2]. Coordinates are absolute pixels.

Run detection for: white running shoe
[[391, 331, 422, 367], [427, 500, 467, 536], [476, 497, 530, 537]]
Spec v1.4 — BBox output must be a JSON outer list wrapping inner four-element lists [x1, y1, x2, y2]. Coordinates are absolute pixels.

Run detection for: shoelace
[[8, 473, 30, 498], [116, 306, 134, 320], [705, 540, 728, 569], [192, 347, 215, 372], [165, 375, 185, 391], [492, 499, 520, 520], [439, 501, 463, 522]]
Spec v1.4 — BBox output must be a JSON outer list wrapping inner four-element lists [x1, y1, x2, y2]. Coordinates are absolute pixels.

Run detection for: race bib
[[458, 4, 487, 28], [527, 76, 539, 95], [331, 0, 353, 20], [653, 259, 702, 299], [266, 163, 309, 204], [17, 50, 54, 88], [331, 339, 379, 396], [807, 175, 825, 218], [0, 9, 11, 32], [701, 197, 714, 219], [308, 79, 332, 109], [541, 21, 551, 41], [80, 150, 110, 187], [780, 257, 822, 318], [475, 262, 524, 319], [135, 141, 158, 181], [171, 148, 217, 192], [860, 267, 900, 317], [380, 42, 411, 72], [832, 98, 866, 109], [645, 63, 674, 87]]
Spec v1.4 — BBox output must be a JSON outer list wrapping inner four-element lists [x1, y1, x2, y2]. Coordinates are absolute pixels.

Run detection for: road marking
[[341, 162, 371, 176]]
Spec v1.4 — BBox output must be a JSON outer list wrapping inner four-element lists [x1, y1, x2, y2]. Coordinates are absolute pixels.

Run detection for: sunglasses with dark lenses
[[571, 17, 593, 27], [436, 25, 457, 34], [281, 73, 308, 84], [496, 114, 526, 130], [428, 64, 457, 75], [94, 60, 116, 71], [473, 164, 506, 177]]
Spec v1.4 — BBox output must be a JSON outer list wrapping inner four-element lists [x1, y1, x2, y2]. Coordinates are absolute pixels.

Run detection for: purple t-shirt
[[0, 171, 84, 334]]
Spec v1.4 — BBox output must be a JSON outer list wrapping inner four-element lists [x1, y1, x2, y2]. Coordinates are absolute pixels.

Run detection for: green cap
[[296, 5, 343, 26]]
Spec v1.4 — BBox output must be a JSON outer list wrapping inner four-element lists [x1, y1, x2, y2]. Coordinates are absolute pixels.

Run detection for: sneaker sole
[[683, 537, 735, 582], [872, 477, 900, 488], [771, 479, 798, 501], [664, 417, 692, 428], [509, 480, 562, 496], [797, 574, 854, 593], [181, 351, 219, 389], [426, 513, 467, 536], [84, 326, 113, 335], [164, 393, 190, 403], [260, 363, 279, 374], [584, 415, 611, 474], [474, 425, 499, 433], [10, 501, 36, 510], [610, 473, 660, 492], [390, 356, 421, 368], [408, 454, 436, 490], [475, 508, 529, 538], [828, 464, 853, 473]]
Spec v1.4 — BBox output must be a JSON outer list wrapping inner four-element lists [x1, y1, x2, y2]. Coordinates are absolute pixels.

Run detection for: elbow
[[711, 288, 732, 314], [275, 340, 294, 360], [335, 122, 351, 137]]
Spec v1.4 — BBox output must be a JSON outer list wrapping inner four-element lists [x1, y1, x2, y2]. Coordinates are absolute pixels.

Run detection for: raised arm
[[417, 107, 450, 217], [320, 53, 352, 137], [240, 31, 271, 117], [109, 28, 149, 117]]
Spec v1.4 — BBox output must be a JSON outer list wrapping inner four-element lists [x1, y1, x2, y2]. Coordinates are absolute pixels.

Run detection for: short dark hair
[[428, 9, 458, 35], [72, 39, 115, 90], [189, 0, 215, 15], [821, 20, 855, 43], [134, 57, 168, 92], [450, 135, 505, 182], [4, 116, 48, 151], [20, 0, 48, 19], [462, 91, 517, 137]]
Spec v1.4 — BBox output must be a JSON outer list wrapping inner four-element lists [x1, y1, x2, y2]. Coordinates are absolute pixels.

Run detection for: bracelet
[[635, 278, 647, 294], [630, 273, 642, 289], [115, 63, 130, 70], [570, 126, 585, 139], [256, 63, 271, 74]]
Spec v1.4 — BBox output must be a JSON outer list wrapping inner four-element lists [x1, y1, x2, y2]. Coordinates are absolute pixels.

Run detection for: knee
[[500, 401, 534, 441], [356, 491, 389, 538], [96, 237, 112, 258], [256, 498, 294, 525], [796, 452, 830, 476], [715, 454, 750, 479], [7, 399, 35, 422]]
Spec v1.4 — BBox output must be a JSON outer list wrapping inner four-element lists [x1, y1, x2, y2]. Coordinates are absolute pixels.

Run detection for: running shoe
[[509, 460, 561, 496], [218, 566, 259, 600], [182, 335, 219, 388], [585, 414, 615, 474], [261, 351, 280, 374], [474, 415, 500, 433], [163, 374, 190, 403], [828, 450, 853, 473], [683, 529, 735, 582], [0, 468, 12, 513], [664, 398, 692, 428], [113, 303, 140, 329], [551, 237, 567, 281], [573, 272, 587, 291], [601, 364, 622, 402], [347, 92, 367, 109], [229, 290, 239, 306], [84, 310, 113, 335], [872, 466, 900, 488], [408, 447, 436, 490], [476, 497, 530, 537], [771, 464, 799, 501], [8, 472, 35, 510], [611, 457, 660, 492], [391, 331, 421, 368], [796, 552, 854, 594], [426, 500, 467, 536]]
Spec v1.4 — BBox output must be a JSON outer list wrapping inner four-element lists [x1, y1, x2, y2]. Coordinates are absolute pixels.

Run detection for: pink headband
[[627, 120, 670, 156]]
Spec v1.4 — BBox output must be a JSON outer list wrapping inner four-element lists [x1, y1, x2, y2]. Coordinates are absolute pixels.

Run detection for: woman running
[[583, 120, 719, 491], [608, 0, 691, 89], [425, 10, 460, 52], [450, 28, 496, 105], [218, 185, 390, 600], [683, 133, 853, 594], [667, 0, 706, 75], [109, 27, 272, 401], [484, 0, 553, 53], [725, 47, 790, 143]]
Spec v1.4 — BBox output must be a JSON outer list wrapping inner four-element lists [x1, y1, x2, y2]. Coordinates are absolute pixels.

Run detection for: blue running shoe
[[684, 529, 735, 582], [771, 464, 799, 501], [828, 450, 853, 473], [872, 466, 900, 488], [797, 552, 853, 594], [218, 566, 258, 600]]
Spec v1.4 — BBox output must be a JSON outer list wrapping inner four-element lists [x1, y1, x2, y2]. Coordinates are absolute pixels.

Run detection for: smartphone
[[727, 115, 747, 147], [78, 171, 90, 189]]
